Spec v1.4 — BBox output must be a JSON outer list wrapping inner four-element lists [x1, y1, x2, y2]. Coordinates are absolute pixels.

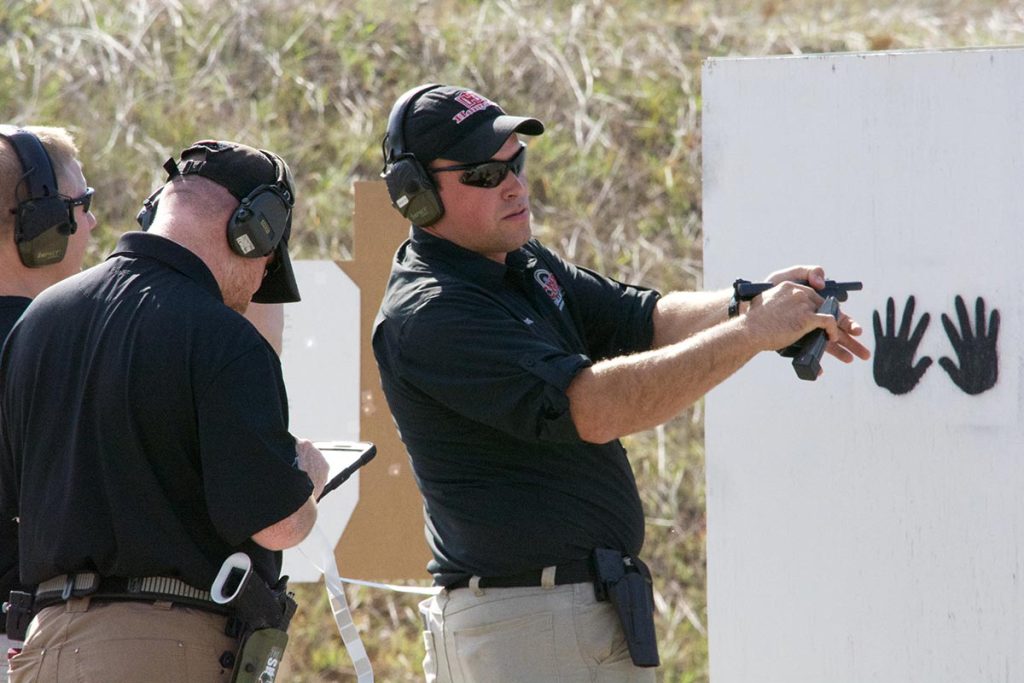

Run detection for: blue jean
[[420, 582, 657, 683]]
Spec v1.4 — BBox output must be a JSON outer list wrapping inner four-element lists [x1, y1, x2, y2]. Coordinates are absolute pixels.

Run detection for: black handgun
[[212, 552, 296, 682], [735, 279, 861, 381], [786, 295, 839, 380], [212, 552, 296, 633]]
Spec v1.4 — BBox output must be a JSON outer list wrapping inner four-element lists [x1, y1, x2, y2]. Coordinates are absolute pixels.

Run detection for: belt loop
[[65, 596, 91, 613], [469, 576, 484, 597], [540, 566, 556, 589]]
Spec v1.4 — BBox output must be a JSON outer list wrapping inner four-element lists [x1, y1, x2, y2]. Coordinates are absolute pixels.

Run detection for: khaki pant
[[421, 582, 657, 683], [9, 598, 237, 683]]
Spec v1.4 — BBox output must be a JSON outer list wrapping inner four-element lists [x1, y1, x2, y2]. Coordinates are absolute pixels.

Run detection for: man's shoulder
[[381, 253, 460, 314], [19, 260, 112, 319], [26, 255, 262, 352]]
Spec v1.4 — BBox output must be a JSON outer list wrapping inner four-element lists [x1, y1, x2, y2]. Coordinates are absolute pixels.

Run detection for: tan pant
[[9, 598, 237, 683], [420, 582, 657, 683]]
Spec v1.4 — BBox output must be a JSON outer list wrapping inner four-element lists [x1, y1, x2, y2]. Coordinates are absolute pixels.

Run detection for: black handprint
[[873, 295, 932, 395], [938, 295, 999, 395]]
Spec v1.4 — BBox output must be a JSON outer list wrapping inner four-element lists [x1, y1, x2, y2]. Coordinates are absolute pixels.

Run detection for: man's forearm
[[570, 271, 867, 444], [651, 289, 733, 347], [568, 316, 759, 443]]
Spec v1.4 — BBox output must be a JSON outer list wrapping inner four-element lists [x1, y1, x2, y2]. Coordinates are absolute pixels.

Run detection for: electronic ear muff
[[381, 83, 446, 227], [0, 125, 76, 268], [136, 151, 294, 260], [225, 151, 294, 259]]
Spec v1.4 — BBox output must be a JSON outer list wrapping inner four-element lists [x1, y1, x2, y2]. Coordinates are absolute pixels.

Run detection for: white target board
[[703, 48, 1024, 683], [278, 260, 361, 582]]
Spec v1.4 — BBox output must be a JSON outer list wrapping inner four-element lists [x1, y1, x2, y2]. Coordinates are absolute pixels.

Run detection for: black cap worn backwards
[[175, 140, 300, 304], [403, 85, 545, 165]]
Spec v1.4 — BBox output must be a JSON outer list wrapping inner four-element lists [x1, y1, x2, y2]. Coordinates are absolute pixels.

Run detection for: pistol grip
[[791, 296, 839, 381]]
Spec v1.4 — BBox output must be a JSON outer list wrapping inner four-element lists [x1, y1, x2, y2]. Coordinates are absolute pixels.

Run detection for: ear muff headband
[[0, 125, 75, 268], [135, 158, 178, 232], [381, 83, 446, 227], [136, 150, 294, 259]]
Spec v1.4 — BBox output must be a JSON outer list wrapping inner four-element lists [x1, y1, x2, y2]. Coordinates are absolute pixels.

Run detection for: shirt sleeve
[[389, 290, 592, 444], [533, 246, 661, 360], [195, 344, 313, 546]]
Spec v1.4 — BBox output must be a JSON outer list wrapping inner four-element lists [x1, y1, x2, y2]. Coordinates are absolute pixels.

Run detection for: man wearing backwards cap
[[0, 140, 328, 682], [374, 84, 870, 680]]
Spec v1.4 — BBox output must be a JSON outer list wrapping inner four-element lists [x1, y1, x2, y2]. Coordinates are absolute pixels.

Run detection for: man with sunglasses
[[0, 126, 97, 325], [0, 125, 98, 678], [0, 140, 328, 682], [374, 84, 871, 681]]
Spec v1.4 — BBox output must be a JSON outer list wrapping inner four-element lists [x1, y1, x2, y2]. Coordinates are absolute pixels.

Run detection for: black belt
[[34, 573, 229, 615], [445, 559, 594, 591]]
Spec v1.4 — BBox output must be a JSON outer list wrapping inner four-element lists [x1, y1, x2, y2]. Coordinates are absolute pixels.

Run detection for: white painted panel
[[280, 260, 360, 442], [703, 48, 1024, 683], [278, 260, 361, 582]]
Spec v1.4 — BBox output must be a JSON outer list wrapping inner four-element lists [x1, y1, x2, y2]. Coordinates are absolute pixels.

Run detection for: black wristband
[[729, 278, 751, 318]]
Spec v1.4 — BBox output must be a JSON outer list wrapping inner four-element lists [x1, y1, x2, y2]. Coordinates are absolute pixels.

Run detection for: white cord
[[329, 576, 440, 596]]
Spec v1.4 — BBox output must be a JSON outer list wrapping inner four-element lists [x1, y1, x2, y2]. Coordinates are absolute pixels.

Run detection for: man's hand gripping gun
[[734, 279, 862, 381]]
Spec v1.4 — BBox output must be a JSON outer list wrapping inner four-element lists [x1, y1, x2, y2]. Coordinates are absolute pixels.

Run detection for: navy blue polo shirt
[[0, 295, 30, 632], [0, 297, 30, 343], [0, 232, 312, 590], [373, 230, 661, 586]]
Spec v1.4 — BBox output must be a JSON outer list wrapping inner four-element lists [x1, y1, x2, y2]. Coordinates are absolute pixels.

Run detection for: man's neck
[[0, 247, 66, 298]]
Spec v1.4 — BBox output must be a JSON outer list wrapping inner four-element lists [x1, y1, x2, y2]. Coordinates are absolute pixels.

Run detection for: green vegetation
[[2, 1, 1020, 680]]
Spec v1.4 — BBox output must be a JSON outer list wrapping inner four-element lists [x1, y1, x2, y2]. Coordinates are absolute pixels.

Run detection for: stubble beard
[[221, 258, 260, 314]]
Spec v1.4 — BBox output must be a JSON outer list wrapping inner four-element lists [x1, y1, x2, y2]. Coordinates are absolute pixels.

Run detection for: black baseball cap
[[175, 140, 300, 304], [402, 85, 544, 164]]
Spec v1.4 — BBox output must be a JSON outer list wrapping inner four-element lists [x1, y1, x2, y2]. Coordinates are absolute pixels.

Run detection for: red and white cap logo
[[452, 91, 497, 124]]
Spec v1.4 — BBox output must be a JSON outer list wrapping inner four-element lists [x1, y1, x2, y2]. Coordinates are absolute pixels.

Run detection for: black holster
[[3, 590, 34, 641], [212, 554, 297, 683], [591, 548, 660, 668], [224, 576, 296, 683]]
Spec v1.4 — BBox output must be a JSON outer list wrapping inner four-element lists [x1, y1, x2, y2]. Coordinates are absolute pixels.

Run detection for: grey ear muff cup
[[381, 83, 445, 227], [0, 126, 75, 267]]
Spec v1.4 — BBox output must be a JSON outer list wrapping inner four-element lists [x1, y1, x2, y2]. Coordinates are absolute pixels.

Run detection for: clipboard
[[314, 441, 377, 502]]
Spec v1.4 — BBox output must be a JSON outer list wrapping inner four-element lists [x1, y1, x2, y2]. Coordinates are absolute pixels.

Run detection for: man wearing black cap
[[0, 140, 328, 682], [374, 84, 871, 681]]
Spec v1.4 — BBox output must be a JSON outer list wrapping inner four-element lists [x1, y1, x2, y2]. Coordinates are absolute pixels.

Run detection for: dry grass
[[2, 0, 1021, 680]]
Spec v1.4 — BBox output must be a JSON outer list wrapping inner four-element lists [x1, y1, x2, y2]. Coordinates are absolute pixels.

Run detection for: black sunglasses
[[62, 187, 95, 214], [432, 144, 527, 189]]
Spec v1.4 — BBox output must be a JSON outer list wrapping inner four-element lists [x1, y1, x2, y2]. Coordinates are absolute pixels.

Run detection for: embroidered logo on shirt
[[534, 269, 565, 311]]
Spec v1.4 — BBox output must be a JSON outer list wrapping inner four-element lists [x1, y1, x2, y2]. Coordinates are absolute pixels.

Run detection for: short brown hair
[[0, 126, 81, 236]]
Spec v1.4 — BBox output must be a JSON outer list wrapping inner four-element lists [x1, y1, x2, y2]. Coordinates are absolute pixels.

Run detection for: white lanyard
[[300, 524, 375, 682], [299, 522, 443, 681]]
